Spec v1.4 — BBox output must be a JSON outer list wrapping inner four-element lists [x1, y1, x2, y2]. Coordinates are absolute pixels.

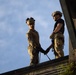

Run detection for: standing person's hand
[[50, 32, 55, 39]]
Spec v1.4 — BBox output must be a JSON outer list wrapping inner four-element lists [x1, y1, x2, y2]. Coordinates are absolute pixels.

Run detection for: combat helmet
[[26, 17, 35, 25], [52, 11, 62, 17]]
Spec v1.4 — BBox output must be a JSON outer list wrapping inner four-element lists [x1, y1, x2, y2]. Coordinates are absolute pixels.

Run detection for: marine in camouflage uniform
[[26, 17, 45, 65], [50, 11, 65, 59]]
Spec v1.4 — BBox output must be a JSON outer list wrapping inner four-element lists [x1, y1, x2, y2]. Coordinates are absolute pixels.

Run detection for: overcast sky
[[0, 0, 69, 74]]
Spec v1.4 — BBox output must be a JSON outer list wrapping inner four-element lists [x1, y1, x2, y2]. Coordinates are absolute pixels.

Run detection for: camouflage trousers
[[54, 33, 64, 59], [28, 45, 39, 65]]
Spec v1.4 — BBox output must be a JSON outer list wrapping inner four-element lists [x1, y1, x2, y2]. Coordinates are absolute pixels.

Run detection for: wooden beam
[[59, 0, 76, 49]]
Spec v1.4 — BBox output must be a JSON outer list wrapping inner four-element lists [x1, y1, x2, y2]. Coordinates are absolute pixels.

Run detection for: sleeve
[[37, 44, 45, 53], [57, 19, 64, 25]]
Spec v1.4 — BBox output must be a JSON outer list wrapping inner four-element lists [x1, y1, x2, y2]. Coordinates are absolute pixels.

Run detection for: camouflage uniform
[[26, 29, 44, 65], [54, 32, 64, 58], [53, 18, 65, 58]]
